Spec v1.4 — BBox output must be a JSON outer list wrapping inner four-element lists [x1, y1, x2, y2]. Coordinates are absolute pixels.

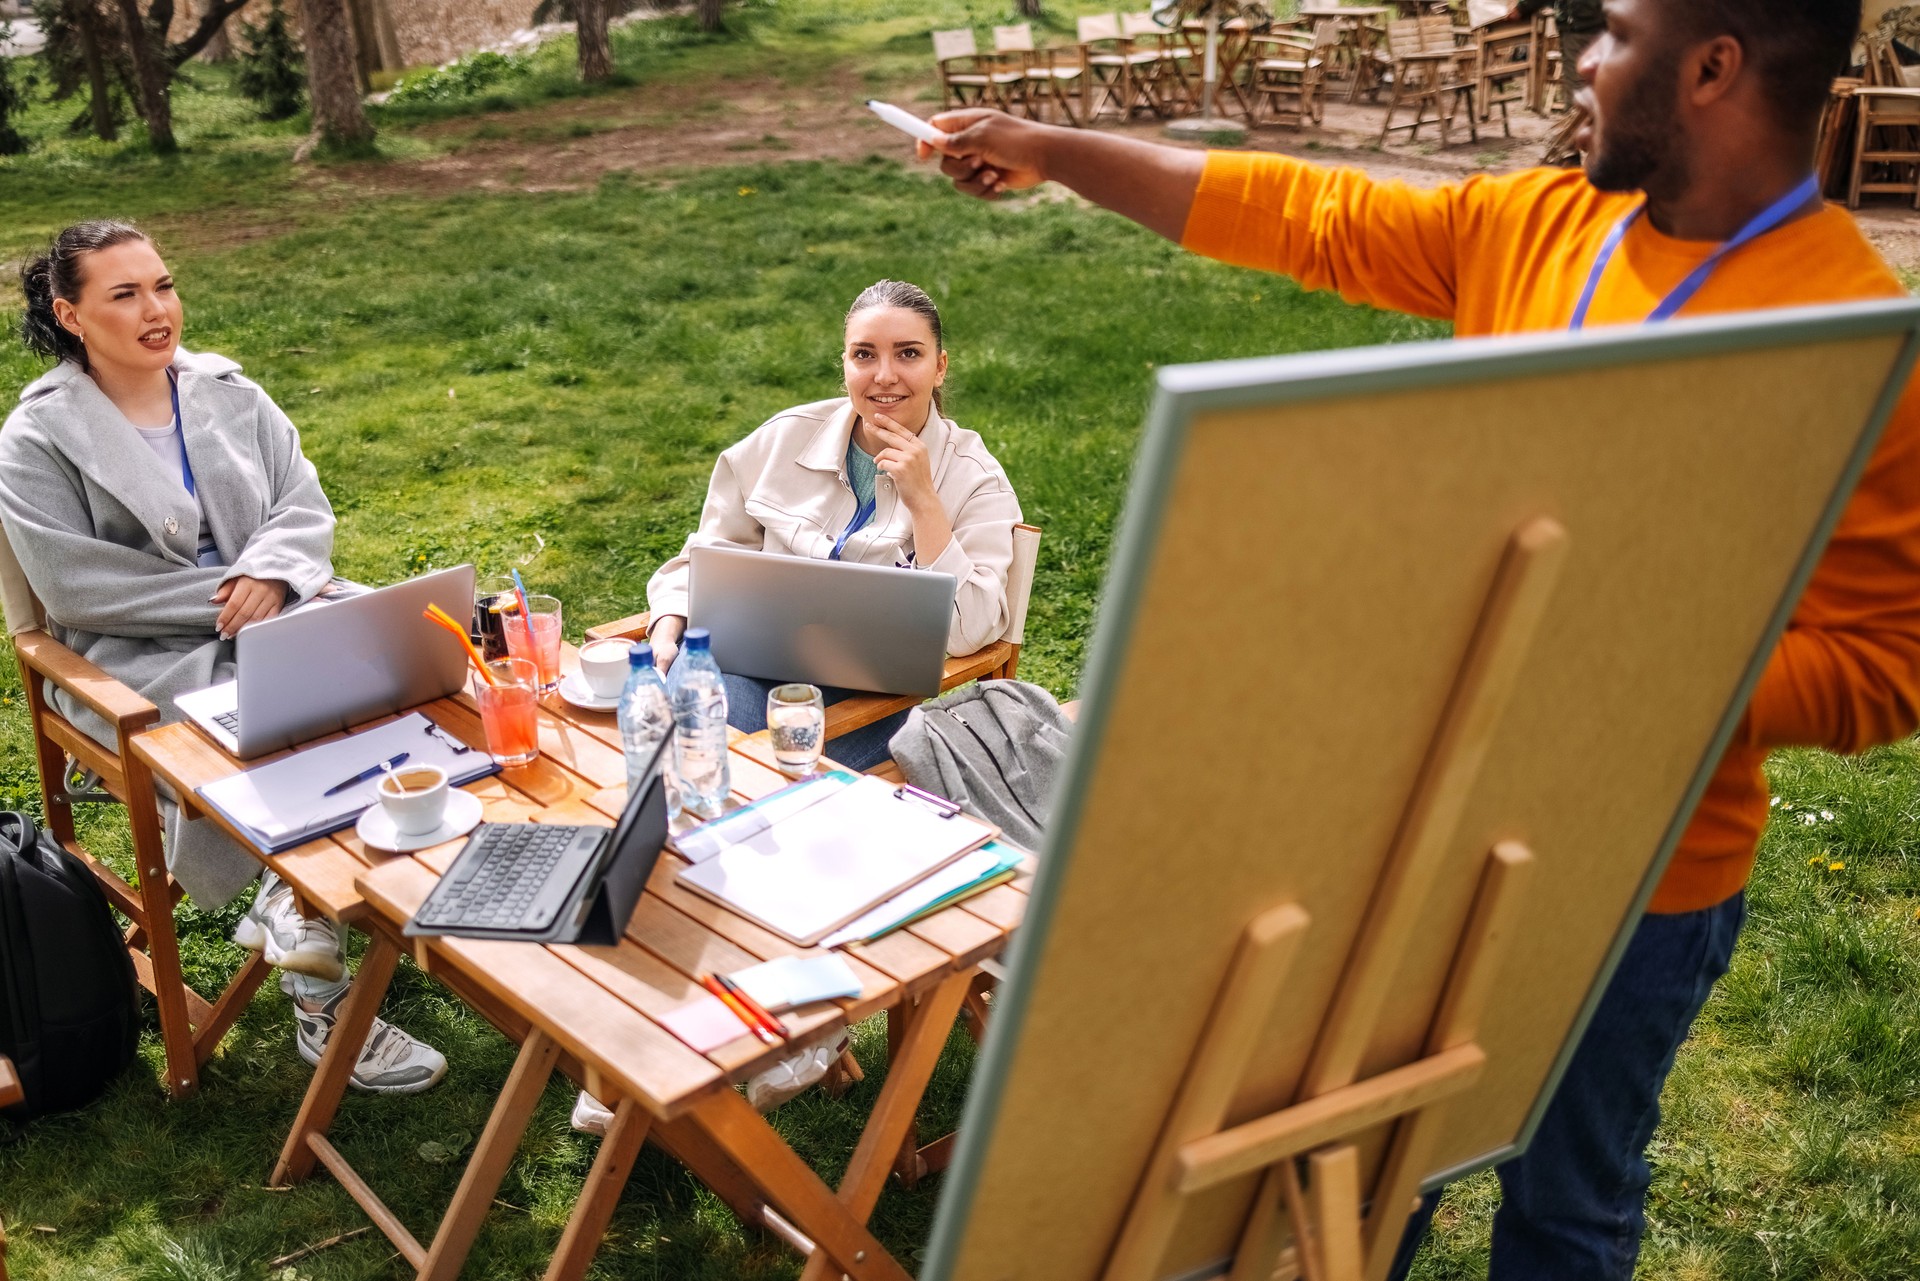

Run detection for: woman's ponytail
[[15, 219, 153, 373]]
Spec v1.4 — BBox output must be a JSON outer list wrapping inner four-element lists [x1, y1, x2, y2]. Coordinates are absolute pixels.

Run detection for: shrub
[[235, 0, 306, 121], [386, 50, 532, 105]]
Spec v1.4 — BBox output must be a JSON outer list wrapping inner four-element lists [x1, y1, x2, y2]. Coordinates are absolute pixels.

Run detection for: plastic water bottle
[[617, 642, 674, 800], [667, 628, 731, 819]]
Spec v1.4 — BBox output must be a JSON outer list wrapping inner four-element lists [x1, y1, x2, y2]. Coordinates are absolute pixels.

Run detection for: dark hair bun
[[16, 219, 154, 372]]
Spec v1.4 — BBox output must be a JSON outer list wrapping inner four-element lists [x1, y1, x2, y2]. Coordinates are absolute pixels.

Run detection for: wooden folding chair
[[1121, 11, 1195, 116], [0, 530, 271, 1100], [1377, 16, 1477, 148], [1469, 18, 1530, 134], [585, 524, 1044, 753], [1248, 19, 1338, 128], [932, 28, 1020, 112], [994, 23, 1085, 126], [1077, 13, 1144, 121]]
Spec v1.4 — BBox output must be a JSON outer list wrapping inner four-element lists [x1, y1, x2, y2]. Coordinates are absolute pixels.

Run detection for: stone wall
[[170, 0, 540, 71]]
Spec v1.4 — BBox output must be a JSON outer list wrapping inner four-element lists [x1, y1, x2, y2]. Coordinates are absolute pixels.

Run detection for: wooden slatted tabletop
[[130, 651, 1029, 1280]]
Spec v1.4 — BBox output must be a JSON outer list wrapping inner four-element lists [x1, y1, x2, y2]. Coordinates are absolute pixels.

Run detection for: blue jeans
[[722, 673, 908, 773], [1387, 892, 1747, 1281]]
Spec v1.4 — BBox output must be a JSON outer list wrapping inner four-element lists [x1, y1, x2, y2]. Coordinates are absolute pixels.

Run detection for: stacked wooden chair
[[1121, 10, 1195, 117], [1377, 14, 1479, 148], [1468, 16, 1532, 135], [1848, 34, 1920, 209], [932, 27, 1023, 112], [1248, 19, 1339, 128], [0, 528, 271, 1101], [993, 23, 1085, 126]]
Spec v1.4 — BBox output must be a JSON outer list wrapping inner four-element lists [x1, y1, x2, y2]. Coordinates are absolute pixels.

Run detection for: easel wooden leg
[[270, 930, 402, 1187], [1228, 1167, 1288, 1281], [1306, 1147, 1364, 1281], [800, 969, 973, 1281], [417, 1029, 563, 1280], [1102, 903, 1313, 1281], [542, 1098, 652, 1281]]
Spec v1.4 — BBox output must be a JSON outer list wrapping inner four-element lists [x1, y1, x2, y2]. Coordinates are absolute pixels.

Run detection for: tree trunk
[[78, 5, 118, 141], [198, 0, 232, 60], [697, 0, 721, 34], [114, 0, 174, 152], [576, 0, 611, 82], [1016, 0, 1041, 15], [297, 0, 374, 152]]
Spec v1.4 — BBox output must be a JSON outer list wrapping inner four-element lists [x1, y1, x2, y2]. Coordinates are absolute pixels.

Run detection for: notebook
[[195, 713, 499, 854], [676, 774, 998, 946]]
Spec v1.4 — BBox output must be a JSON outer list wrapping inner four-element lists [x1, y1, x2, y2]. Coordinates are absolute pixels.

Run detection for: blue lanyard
[[1569, 175, 1821, 331], [167, 370, 195, 500], [829, 495, 876, 562]]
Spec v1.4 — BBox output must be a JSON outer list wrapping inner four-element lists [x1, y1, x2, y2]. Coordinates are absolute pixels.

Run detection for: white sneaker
[[571, 1090, 614, 1136], [233, 872, 346, 982], [288, 975, 448, 1095]]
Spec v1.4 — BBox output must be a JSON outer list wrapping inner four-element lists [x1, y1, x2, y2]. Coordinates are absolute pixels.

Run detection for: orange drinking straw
[[422, 606, 497, 686]]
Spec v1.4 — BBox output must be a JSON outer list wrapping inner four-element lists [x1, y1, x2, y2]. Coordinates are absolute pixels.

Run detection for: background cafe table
[[130, 661, 1030, 1281]]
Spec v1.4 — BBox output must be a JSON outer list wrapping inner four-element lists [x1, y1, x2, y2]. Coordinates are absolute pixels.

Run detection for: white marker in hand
[[865, 100, 950, 148]]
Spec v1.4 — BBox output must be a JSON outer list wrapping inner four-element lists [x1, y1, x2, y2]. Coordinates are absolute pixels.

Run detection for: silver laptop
[[688, 546, 955, 696], [175, 565, 476, 759]]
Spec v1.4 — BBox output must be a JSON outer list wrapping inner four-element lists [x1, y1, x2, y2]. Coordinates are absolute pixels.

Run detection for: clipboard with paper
[[676, 773, 999, 946]]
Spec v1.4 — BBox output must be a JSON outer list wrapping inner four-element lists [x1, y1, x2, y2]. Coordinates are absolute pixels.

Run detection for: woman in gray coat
[[1, 221, 443, 1094]]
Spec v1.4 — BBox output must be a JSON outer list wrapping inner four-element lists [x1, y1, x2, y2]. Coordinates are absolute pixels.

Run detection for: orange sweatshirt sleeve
[[1179, 149, 1475, 322], [1742, 382, 1920, 754]]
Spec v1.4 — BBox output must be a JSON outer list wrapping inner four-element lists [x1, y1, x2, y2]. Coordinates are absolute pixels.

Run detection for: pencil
[[701, 975, 778, 1045], [715, 972, 791, 1040]]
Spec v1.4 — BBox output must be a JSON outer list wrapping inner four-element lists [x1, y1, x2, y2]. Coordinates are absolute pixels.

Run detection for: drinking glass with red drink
[[476, 657, 540, 766]]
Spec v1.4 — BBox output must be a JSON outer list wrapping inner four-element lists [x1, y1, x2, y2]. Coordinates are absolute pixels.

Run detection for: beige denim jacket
[[647, 398, 1022, 656]]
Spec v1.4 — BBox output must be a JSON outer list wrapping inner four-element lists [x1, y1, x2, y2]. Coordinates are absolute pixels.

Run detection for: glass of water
[[767, 683, 825, 777]]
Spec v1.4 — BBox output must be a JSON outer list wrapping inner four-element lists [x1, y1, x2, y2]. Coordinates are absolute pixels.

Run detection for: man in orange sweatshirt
[[925, 1, 1918, 1276]]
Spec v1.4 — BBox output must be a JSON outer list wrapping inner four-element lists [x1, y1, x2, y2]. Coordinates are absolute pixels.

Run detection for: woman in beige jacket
[[646, 279, 1022, 769]]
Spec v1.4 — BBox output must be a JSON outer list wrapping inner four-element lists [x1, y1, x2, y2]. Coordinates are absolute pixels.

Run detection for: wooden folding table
[[132, 674, 1027, 1281]]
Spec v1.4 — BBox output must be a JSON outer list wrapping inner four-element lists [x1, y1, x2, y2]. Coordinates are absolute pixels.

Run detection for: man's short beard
[[1585, 48, 1690, 202]]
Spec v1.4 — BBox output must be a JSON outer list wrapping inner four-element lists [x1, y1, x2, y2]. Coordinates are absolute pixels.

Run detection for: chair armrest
[[14, 630, 159, 734], [584, 610, 653, 643]]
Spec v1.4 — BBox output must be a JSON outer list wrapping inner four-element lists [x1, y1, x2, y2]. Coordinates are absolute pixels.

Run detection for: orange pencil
[[715, 972, 790, 1040], [702, 975, 777, 1045]]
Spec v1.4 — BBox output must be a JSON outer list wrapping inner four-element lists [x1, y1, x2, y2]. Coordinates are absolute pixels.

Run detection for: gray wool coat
[[0, 350, 339, 906]]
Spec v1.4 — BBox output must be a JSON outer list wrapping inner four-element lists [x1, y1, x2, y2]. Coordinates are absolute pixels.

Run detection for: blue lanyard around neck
[[167, 369, 195, 500], [1569, 175, 1822, 331], [829, 495, 877, 562]]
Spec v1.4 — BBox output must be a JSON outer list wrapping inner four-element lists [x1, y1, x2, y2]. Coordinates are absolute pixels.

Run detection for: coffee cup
[[578, 638, 632, 700], [377, 765, 450, 836]]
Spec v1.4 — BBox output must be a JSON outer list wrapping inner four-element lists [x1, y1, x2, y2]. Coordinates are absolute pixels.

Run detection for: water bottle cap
[[684, 628, 712, 651], [628, 642, 653, 668]]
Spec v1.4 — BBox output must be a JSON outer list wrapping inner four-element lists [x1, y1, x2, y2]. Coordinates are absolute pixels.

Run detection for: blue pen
[[321, 751, 410, 797]]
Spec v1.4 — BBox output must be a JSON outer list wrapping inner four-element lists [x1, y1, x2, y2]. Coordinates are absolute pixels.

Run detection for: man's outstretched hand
[[919, 109, 1053, 198]]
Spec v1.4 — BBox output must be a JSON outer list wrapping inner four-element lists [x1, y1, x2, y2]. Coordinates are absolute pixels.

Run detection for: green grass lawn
[[2, 3, 1919, 1278]]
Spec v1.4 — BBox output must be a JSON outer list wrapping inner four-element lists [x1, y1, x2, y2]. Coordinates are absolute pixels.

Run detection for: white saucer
[[558, 671, 622, 713], [355, 789, 484, 853]]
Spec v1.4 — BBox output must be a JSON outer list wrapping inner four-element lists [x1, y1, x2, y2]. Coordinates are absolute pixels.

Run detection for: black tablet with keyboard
[[404, 733, 670, 945]]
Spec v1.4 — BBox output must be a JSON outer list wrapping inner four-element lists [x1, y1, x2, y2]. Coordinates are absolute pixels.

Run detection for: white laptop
[[175, 565, 476, 759], [688, 546, 956, 697]]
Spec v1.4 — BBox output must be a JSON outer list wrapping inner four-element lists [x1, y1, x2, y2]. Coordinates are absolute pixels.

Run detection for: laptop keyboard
[[413, 823, 603, 933], [213, 708, 241, 733]]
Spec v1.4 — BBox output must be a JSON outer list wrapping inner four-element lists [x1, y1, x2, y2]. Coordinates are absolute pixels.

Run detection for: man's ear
[[1686, 33, 1746, 109]]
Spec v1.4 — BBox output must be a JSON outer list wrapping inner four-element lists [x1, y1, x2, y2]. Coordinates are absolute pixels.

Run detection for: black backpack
[[0, 811, 140, 1118]]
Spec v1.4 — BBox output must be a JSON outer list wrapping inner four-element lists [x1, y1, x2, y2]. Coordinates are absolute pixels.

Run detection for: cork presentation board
[[920, 300, 1920, 1281]]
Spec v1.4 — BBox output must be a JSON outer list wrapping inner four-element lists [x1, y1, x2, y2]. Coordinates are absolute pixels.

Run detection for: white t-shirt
[[131, 419, 224, 568]]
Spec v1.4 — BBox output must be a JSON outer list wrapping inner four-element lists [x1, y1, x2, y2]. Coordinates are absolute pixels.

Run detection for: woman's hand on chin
[[211, 575, 289, 639], [868, 413, 938, 510]]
